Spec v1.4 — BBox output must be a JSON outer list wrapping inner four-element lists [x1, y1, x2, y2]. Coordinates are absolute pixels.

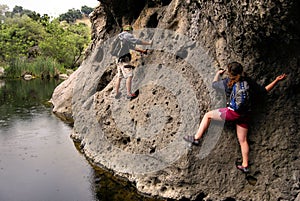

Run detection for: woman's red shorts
[[219, 107, 249, 129]]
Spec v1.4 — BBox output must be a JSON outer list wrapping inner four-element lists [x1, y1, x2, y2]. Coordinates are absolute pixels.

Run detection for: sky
[[0, 0, 99, 17]]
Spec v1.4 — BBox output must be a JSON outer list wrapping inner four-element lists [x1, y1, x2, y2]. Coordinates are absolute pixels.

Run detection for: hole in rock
[[150, 147, 156, 154], [146, 12, 159, 28], [122, 137, 131, 145], [104, 121, 110, 125], [97, 68, 116, 92], [246, 175, 258, 186], [167, 116, 173, 123], [160, 186, 167, 192], [161, 0, 172, 6]]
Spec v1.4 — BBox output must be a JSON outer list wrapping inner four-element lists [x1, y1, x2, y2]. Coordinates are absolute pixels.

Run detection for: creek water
[[0, 79, 162, 201]]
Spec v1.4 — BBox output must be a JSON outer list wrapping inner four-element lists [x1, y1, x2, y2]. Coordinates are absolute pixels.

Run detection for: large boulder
[[49, 68, 81, 124], [51, 0, 300, 200]]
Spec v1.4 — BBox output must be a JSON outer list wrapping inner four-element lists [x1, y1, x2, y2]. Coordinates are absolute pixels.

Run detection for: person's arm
[[213, 69, 226, 82], [212, 69, 227, 91], [265, 74, 287, 92], [134, 47, 148, 54], [140, 40, 152, 45], [134, 40, 152, 54]]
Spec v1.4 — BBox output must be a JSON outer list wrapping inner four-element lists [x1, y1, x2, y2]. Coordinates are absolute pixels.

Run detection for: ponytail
[[228, 74, 241, 88], [226, 62, 244, 88]]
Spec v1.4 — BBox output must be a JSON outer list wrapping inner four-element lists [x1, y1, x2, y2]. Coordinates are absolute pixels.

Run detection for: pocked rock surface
[[51, 0, 300, 200]]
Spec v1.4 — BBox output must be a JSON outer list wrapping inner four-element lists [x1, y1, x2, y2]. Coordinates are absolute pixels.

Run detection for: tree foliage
[[0, 4, 9, 21], [0, 4, 92, 72], [39, 20, 91, 68], [58, 6, 94, 23], [81, 6, 94, 16], [0, 15, 45, 61], [59, 8, 82, 23]]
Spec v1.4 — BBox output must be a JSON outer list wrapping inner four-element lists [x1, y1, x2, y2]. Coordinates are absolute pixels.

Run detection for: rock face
[[51, 0, 300, 200]]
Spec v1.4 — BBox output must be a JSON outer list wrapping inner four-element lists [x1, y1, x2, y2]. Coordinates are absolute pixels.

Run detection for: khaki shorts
[[117, 62, 134, 78]]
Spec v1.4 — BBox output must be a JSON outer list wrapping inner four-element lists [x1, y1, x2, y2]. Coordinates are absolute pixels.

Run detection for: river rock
[[23, 74, 33, 80], [51, 1, 300, 200], [59, 74, 69, 80]]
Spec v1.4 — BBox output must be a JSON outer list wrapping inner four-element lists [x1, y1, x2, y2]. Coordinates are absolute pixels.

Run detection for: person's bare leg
[[194, 109, 223, 140], [115, 77, 122, 94], [236, 124, 249, 167], [126, 76, 133, 95]]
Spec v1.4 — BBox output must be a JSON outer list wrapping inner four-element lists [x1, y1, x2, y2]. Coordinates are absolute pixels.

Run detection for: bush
[[5, 57, 65, 78]]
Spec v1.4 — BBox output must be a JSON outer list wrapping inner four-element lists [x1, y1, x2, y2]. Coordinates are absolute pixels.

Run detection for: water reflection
[[0, 79, 164, 201], [0, 79, 97, 201]]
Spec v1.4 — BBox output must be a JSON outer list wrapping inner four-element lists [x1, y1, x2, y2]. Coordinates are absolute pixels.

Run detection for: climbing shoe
[[115, 92, 122, 99], [236, 165, 250, 173], [127, 93, 137, 100], [183, 135, 200, 146]]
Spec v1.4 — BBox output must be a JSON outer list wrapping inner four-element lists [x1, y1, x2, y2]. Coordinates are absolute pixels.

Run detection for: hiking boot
[[236, 165, 250, 173], [183, 135, 200, 146], [127, 93, 137, 100]]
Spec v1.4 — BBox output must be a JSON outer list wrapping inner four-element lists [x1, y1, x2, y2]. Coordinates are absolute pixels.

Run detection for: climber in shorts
[[183, 62, 287, 173], [115, 25, 152, 99]]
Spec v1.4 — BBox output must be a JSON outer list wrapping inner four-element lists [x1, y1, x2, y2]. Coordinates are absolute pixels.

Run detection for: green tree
[[58, 8, 82, 23], [81, 6, 93, 16], [12, 6, 23, 15], [0, 5, 92, 76], [0, 15, 45, 61], [0, 4, 9, 22], [39, 19, 90, 68]]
